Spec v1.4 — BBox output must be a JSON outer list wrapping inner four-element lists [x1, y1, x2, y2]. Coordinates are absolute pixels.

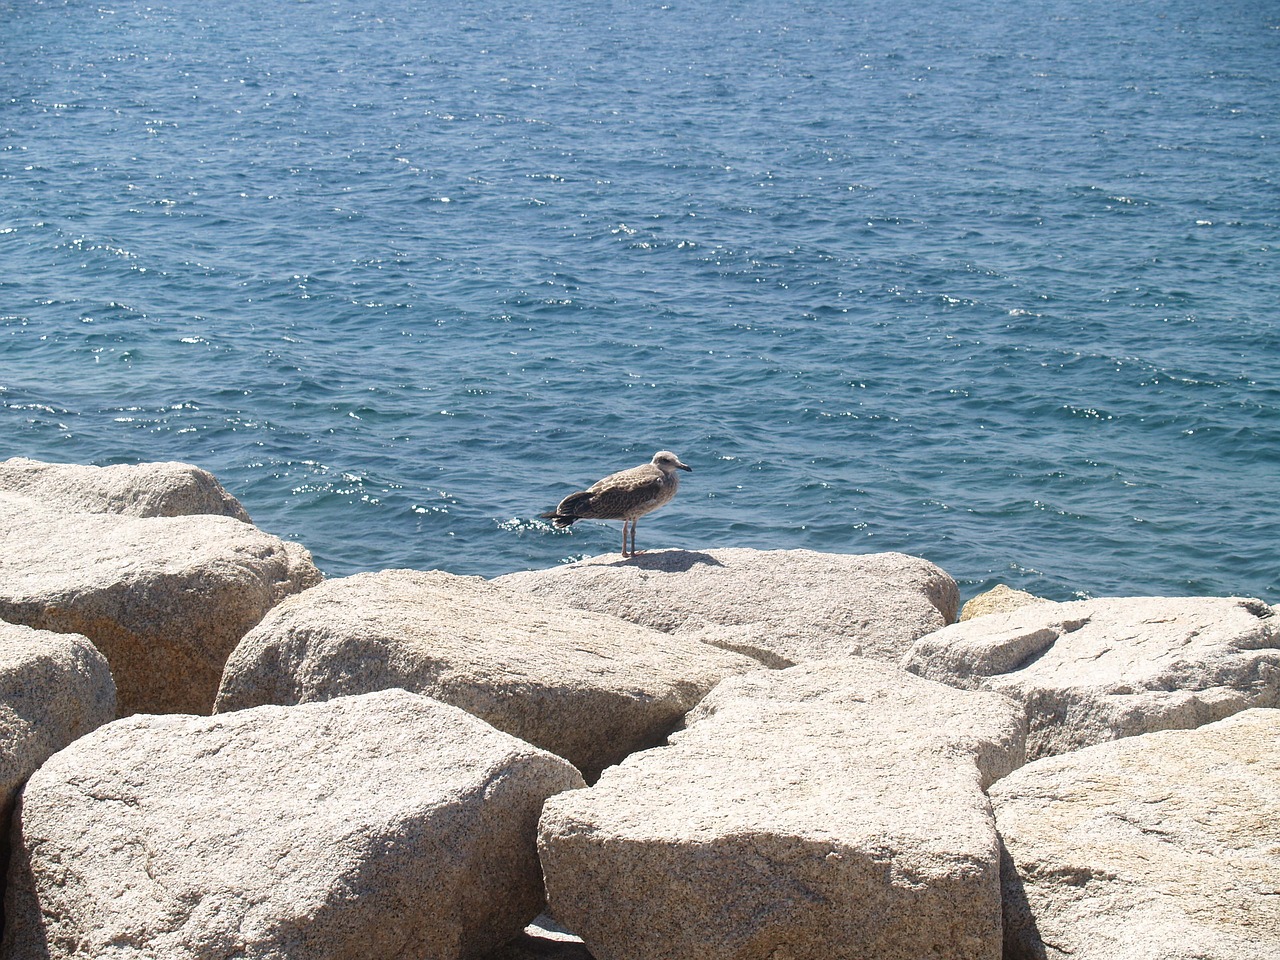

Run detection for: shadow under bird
[[541, 451, 692, 557]]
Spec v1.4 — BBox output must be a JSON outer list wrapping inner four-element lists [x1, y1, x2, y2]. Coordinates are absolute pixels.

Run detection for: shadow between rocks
[[480, 933, 595, 960], [480, 915, 596, 960], [999, 833, 1049, 960]]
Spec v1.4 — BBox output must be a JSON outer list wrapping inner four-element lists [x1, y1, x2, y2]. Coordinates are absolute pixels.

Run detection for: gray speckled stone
[[2, 689, 585, 960], [993, 709, 1280, 960], [538, 658, 1025, 960], [0, 458, 251, 521], [0, 494, 321, 716], [904, 595, 1280, 759], [959, 584, 1049, 621], [215, 569, 757, 781], [0, 620, 115, 861], [496, 548, 959, 667]]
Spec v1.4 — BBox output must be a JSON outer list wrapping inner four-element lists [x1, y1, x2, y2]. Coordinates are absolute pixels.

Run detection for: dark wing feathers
[[578, 480, 663, 519], [544, 465, 666, 523], [551, 490, 597, 520]]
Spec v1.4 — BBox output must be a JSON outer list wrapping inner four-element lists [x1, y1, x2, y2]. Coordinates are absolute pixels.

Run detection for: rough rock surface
[[0, 622, 116, 805], [495, 548, 959, 666], [959, 584, 1049, 621], [992, 708, 1280, 960], [0, 494, 321, 716], [215, 569, 758, 781], [903, 596, 1280, 759], [3, 689, 585, 960], [0, 621, 115, 870], [0, 457, 251, 521], [538, 658, 1026, 960]]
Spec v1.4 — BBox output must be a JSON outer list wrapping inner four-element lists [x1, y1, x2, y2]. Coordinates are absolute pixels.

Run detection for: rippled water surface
[[2, 0, 1277, 601]]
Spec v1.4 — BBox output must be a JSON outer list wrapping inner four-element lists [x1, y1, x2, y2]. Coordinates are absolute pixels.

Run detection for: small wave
[[496, 517, 557, 535]]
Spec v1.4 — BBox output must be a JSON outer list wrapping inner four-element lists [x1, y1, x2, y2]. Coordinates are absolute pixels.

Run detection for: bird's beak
[[677, 460, 692, 472]]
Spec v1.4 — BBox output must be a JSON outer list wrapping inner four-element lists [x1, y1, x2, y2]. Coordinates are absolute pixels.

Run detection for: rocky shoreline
[[0, 457, 1276, 960]]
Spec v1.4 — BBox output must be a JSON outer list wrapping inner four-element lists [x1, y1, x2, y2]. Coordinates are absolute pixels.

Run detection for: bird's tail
[[540, 511, 578, 529]]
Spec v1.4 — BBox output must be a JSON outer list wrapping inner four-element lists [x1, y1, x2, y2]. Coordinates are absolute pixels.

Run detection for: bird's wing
[[581, 463, 660, 512], [561, 464, 665, 518], [551, 489, 596, 517], [587, 464, 663, 495]]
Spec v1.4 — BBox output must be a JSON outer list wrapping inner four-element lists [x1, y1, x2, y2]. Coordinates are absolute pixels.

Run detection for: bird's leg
[[621, 520, 630, 557], [629, 520, 643, 557]]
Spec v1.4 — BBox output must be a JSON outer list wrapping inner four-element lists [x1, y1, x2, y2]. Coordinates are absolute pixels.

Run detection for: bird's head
[[652, 451, 692, 474]]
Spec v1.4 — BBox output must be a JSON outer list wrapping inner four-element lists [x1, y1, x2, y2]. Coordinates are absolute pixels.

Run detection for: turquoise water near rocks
[[2, 0, 1277, 601]]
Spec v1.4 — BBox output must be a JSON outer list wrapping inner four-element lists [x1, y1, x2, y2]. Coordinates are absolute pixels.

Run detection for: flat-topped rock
[[495, 548, 959, 667], [538, 658, 1025, 960], [0, 457, 251, 520], [903, 596, 1280, 759], [0, 494, 321, 716], [215, 569, 758, 781], [993, 708, 1280, 960], [3, 689, 585, 960]]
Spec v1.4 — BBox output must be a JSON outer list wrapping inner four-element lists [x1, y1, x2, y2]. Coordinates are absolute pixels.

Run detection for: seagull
[[541, 450, 692, 557]]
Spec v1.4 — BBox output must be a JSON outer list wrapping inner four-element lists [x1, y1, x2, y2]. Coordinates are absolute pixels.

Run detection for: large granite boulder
[[495, 549, 959, 667], [3, 689, 585, 960], [538, 658, 1026, 960], [0, 494, 321, 716], [0, 458, 251, 521], [215, 569, 758, 781], [959, 584, 1049, 621], [992, 708, 1280, 960], [903, 596, 1280, 759], [0, 621, 115, 878]]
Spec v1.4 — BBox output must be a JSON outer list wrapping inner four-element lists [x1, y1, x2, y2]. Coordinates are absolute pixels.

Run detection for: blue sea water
[[1, 0, 1277, 603]]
